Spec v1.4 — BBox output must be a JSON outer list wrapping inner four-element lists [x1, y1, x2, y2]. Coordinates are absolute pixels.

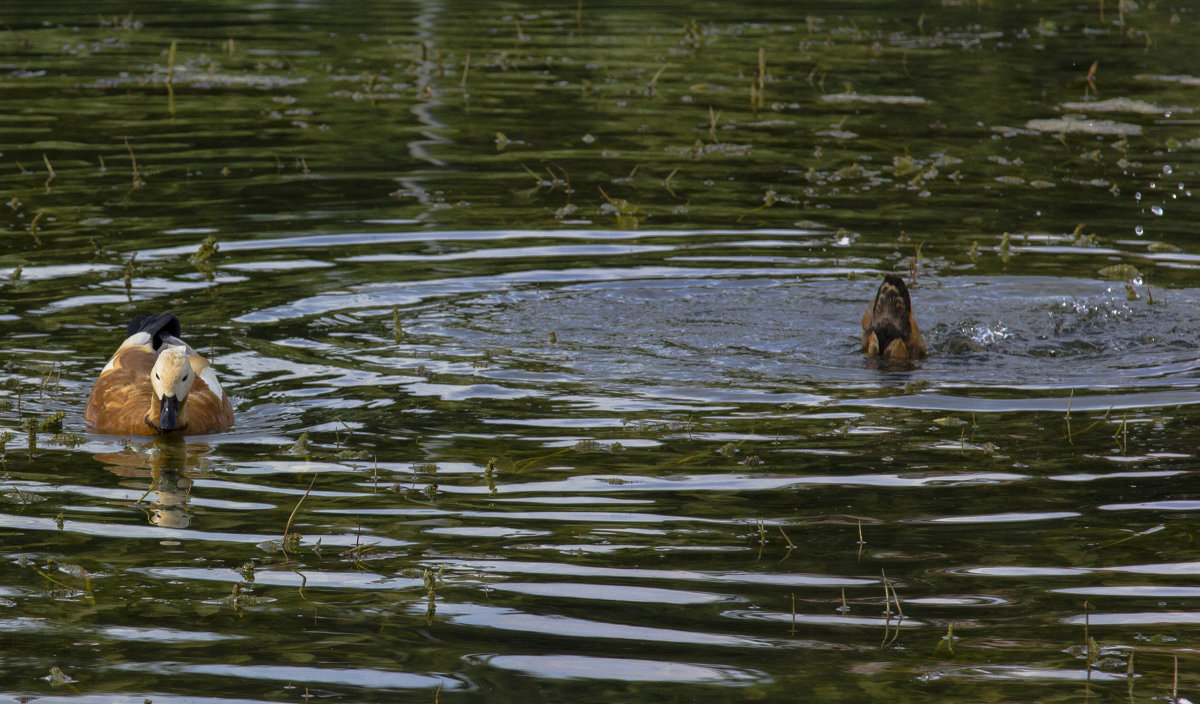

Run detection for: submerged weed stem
[[41, 153, 54, 193], [282, 475, 317, 559], [1064, 388, 1074, 444], [124, 138, 144, 188], [166, 39, 177, 85], [777, 525, 795, 549]]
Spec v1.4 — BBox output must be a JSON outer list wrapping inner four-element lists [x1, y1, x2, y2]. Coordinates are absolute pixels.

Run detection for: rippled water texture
[[2, 2, 1200, 702]]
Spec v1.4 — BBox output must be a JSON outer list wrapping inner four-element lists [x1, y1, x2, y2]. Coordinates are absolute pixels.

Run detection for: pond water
[[2, 1, 1200, 702]]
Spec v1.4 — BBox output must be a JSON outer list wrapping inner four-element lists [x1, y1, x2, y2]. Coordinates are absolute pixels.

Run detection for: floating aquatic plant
[[1098, 263, 1141, 281]]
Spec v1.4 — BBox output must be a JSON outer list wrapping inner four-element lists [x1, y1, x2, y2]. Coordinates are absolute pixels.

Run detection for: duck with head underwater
[[85, 313, 234, 435], [861, 274, 926, 360]]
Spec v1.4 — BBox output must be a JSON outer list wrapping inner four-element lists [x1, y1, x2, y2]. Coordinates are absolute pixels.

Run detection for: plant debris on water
[[0, 2, 1199, 702]]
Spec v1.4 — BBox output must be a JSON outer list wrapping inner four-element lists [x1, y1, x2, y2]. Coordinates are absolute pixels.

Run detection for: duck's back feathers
[[864, 317, 912, 357]]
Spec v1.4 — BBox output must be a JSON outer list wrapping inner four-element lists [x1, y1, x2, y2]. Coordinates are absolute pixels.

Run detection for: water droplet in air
[[1151, 205, 1163, 216], [1134, 192, 1142, 201], [1134, 225, 1144, 236], [1163, 164, 1174, 175]]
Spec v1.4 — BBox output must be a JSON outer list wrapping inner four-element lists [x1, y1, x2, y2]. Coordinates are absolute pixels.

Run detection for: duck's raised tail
[[862, 275, 925, 359], [126, 313, 182, 351]]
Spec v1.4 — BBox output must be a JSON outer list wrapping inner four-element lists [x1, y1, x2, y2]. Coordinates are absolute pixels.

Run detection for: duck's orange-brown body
[[85, 314, 234, 436], [861, 274, 926, 360]]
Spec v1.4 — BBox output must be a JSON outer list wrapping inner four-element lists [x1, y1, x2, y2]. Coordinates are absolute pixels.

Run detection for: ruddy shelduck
[[861, 274, 927, 360], [85, 313, 234, 435]]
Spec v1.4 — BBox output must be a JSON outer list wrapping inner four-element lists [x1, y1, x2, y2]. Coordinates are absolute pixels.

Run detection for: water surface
[[2, 1, 1200, 702]]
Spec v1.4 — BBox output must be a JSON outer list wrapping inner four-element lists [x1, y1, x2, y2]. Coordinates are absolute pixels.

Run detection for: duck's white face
[[150, 346, 194, 431]]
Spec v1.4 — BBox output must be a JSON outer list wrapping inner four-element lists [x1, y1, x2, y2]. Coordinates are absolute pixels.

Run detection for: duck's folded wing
[[85, 348, 157, 433], [186, 357, 234, 433]]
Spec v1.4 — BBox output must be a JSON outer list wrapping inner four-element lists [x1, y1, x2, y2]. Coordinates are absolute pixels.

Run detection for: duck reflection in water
[[93, 436, 212, 529]]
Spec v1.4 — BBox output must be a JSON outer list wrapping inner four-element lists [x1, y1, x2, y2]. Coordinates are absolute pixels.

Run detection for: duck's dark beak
[[158, 395, 181, 432]]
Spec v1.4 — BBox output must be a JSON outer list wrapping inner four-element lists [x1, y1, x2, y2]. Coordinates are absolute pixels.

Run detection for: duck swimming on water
[[85, 313, 234, 435], [861, 274, 926, 360]]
